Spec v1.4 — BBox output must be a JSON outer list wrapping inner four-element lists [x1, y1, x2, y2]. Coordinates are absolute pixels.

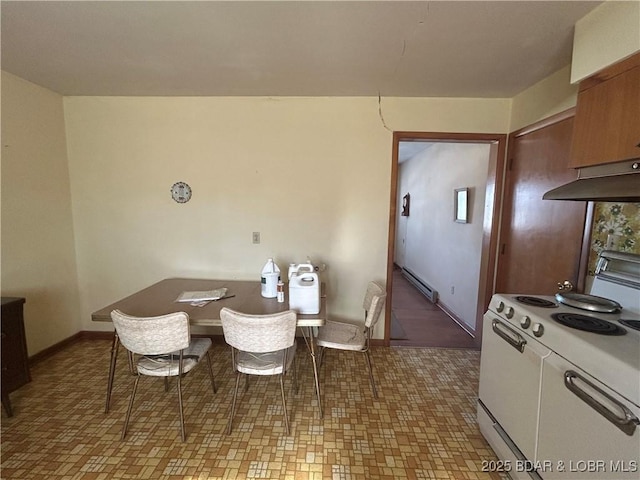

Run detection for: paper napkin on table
[[175, 288, 228, 303]]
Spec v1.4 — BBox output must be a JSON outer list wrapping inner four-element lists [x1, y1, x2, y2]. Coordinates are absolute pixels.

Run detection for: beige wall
[[1, 72, 82, 355], [572, 0, 640, 83], [380, 97, 511, 133], [63, 96, 510, 339], [510, 65, 578, 132]]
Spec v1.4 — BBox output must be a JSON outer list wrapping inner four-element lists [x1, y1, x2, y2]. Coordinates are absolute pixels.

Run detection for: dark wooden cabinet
[[1, 297, 30, 417], [570, 52, 640, 168]]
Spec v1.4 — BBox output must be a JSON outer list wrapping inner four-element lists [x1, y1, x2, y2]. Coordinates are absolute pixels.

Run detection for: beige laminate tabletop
[[91, 278, 326, 327]]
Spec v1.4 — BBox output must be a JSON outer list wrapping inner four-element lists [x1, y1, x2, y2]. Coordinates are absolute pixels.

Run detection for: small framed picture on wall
[[454, 188, 468, 223], [401, 193, 410, 216]]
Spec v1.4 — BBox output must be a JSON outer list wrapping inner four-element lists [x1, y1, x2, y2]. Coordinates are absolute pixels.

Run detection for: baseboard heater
[[401, 267, 439, 304]]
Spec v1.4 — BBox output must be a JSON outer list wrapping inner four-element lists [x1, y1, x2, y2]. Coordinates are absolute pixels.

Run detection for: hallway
[[390, 269, 478, 349]]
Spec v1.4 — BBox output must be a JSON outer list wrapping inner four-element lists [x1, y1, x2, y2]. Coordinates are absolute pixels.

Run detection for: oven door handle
[[564, 370, 640, 436], [491, 319, 526, 353]]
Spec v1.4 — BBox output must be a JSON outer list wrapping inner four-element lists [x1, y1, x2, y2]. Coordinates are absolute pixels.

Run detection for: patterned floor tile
[[1, 339, 504, 479]]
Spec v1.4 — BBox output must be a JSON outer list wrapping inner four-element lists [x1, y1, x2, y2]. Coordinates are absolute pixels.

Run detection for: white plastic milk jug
[[288, 262, 314, 280], [289, 271, 320, 314], [261, 258, 281, 298]]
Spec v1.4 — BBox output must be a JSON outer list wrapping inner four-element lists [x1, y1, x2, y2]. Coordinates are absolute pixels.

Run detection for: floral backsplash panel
[[588, 202, 640, 275]]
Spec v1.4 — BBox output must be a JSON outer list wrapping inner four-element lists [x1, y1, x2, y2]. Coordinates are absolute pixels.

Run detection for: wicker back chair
[[220, 307, 298, 434], [316, 281, 386, 398], [110, 309, 217, 441]]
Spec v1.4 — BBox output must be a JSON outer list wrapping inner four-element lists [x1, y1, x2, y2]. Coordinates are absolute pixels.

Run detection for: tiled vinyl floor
[[1, 339, 503, 479]]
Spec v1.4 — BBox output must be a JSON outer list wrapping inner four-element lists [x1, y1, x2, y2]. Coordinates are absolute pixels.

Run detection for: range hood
[[543, 159, 640, 202]]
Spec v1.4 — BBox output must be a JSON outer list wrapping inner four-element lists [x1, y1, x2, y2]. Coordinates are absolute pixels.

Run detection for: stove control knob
[[520, 316, 531, 329], [532, 323, 544, 337], [497, 301, 505, 313], [505, 306, 515, 319]]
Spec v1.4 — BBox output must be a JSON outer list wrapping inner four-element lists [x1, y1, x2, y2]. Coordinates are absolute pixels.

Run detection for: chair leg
[[206, 351, 217, 394], [177, 374, 186, 442], [105, 333, 120, 414], [227, 372, 241, 435], [164, 377, 170, 392], [122, 374, 140, 440], [279, 373, 290, 435], [318, 346, 326, 367], [127, 351, 135, 374], [292, 355, 299, 395], [364, 350, 378, 399]]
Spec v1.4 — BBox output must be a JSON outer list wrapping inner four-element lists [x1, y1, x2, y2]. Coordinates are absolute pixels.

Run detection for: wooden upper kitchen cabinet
[[570, 51, 640, 168]]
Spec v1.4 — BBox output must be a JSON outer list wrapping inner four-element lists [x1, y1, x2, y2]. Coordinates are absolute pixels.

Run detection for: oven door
[[479, 313, 551, 461], [537, 352, 640, 479]]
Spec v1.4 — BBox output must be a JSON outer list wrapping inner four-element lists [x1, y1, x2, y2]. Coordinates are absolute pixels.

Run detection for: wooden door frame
[[385, 132, 507, 348]]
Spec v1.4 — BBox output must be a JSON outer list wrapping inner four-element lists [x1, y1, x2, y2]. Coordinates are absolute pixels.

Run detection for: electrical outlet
[[252, 232, 260, 244]]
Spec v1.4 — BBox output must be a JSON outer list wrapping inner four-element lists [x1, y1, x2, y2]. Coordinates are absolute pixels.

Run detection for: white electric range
[[478, 250, 640, 479]]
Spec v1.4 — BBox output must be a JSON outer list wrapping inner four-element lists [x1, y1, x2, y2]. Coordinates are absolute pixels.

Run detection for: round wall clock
[[170, 181, 192, 203]]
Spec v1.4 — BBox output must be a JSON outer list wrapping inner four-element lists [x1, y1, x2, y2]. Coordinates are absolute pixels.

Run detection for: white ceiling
[[1, 1, 602, 97]]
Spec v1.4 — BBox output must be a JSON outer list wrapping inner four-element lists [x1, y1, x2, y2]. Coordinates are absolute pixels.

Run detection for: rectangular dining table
[[92, 278, 326, 418]]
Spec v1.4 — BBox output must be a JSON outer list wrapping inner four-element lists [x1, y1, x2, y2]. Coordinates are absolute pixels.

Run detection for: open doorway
[[385, 132, 507, 348]]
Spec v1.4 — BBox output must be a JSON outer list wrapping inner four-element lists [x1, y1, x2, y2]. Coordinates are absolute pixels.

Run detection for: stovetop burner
[[551, 312, 627, 335], [619, 319, 640, 332], [514, 296, 558, 308]]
